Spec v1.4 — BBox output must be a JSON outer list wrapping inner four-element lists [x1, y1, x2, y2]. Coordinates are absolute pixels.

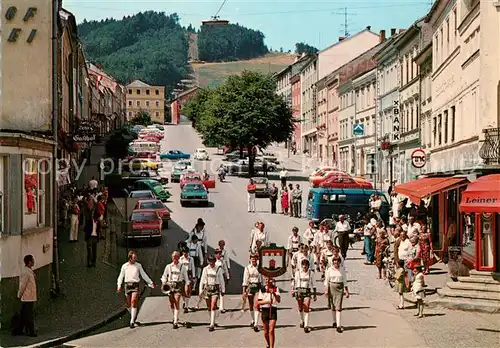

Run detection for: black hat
[[301, 258, 310, 266], [207, 255, 216, 263], [197, 218, 205, 226]]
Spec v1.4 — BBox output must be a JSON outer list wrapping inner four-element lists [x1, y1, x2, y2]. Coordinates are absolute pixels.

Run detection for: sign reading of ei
[[5, 6, 38, 43], [411, 149, 426, 168], [353, 123, 364, 136]]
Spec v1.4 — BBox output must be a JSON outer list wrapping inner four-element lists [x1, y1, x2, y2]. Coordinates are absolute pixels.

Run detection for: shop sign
[[5, 6, 38, 43], [258, 244, 287, 278], [392, 100, 400, 142], [72, 121, 96, 143], [411, 149, 426, 168]]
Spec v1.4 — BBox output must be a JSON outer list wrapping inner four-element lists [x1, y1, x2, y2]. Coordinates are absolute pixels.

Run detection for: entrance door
[[476, 213, 497, 271]]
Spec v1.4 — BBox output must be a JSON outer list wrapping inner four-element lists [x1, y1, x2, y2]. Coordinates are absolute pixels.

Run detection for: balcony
[[479, 128, 500, 165]]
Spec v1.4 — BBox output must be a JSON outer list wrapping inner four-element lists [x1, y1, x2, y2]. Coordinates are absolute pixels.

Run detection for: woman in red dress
[[26, 188, 35, 214], [281, 188, 289, 215], [419, 225, 433, 274]]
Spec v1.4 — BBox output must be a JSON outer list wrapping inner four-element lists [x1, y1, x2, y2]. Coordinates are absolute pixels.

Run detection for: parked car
[[309, 168, 342, 183], [230, 158, 277, 175], [129, 190, 156, 199], [193, 148, 210, 160], [125, 171, 168, 184], [160, 150, 190, 160], [180, 182, 209, 207], [124, 158, 158, 171], [155, 125, 165, 131], [180, 173, 216, 189], [126, 209, 162, 243], [252, 177, 270, 198], [132, 179, 171, 201], [134, 199, 170, 228], [179, 168, 198, 182]]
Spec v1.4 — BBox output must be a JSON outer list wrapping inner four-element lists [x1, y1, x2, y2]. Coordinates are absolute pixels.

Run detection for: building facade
[[126, 80, 165, 124], [0, 0, 56, 327], [300, 57, 318, 155], [316, 77, 328, 162], [325, 72, 340, 166], [275, 65, 292, 105], [338, 80, 356, 173], [170, 86, 199, 125], [415, 43, 433, 169]]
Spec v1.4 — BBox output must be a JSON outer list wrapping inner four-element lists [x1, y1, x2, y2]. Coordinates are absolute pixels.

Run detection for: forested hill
[[78, 11, 189, 92], [78, 11, 270, 93], [198, 23, 268, 62]]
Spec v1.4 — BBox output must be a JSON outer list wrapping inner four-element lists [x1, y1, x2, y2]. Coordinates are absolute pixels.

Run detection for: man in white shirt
[[370, 194, 382, 220], [279, 168, 288, 189], [117, 251, 155, 328], [363, 216, 375, 264], [199, 255, 226, 332], [334, 215, 351, 259], [88, 176, 98, 191], [161, 251, 190, 329], [407, 215, 421, 237]]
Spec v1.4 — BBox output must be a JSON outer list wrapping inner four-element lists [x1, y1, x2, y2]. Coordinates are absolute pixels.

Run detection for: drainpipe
[[51, 0, 61, 296]]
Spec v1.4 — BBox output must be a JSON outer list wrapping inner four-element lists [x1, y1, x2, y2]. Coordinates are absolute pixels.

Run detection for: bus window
[[308, 191, 313, 201], [329, 195, 336, 202], [321, 194, 329, 203], [338, 194, 347, 202]]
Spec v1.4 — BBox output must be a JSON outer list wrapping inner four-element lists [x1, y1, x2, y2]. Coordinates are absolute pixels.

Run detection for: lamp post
[[381, 140, 393, 192]]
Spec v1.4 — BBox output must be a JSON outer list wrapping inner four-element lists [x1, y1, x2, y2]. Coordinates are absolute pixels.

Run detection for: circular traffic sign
[[411, 149, 427, 168]]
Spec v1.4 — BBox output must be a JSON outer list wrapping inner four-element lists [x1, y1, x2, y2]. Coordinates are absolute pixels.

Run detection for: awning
[[460, 174, 500, 213], [394, 176, 468, 204]]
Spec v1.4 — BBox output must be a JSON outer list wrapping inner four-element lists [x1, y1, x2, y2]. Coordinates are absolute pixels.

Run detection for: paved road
[[65, 122, 500, 348]]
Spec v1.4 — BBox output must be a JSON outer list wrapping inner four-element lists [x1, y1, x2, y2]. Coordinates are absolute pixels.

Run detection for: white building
[[275, 65, 292, 106], [338, 80, 356, 173], [300, 57, 318, 155], [426, 0, 481, 173]]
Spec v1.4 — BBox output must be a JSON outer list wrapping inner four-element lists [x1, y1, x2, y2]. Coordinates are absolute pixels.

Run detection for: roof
[[459, 174, 500, 213], [425, 0, 445, 23], [318, 28, 379, 54], [392, 17, 426, 48], [127, 80, 152, 88], [173, 86, 199, 100]]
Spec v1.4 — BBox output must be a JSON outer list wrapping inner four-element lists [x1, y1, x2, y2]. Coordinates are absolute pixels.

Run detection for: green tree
[[295, 42, 319, 55], [105, 126, 136, 162], [182, 88, 212, 128], [129, 109, 152, 125], [195, 71, 294, 175]]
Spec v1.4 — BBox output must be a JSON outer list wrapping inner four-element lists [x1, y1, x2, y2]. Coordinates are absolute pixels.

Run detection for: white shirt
[[188, 228, 208, 253], [215, 259, 229, 280], [199, 265, 225, 293], [279, 170, 288, 178], [291, 252, 315, 270], [293, 269, 315, 290], [258, 287, 280, 308], [398, 238, 412, 260], [89, 179, 98, 189], [180, 254, 196, 278], [242, 264, 263, 286], [324, 266, 347, 287], [408, 222, 421, 237], [371, 199, 382, 211], [117, 262, 153, 289], [334, 221, 351, 233], [161, 262, 190, 284], [251, 230, 269, 252], [401, 223, 408, 232], [391, 196, 400, 217], [363, 223, 374, 236], [313, 230, 332, 249], [303, 227, 316, 245], [287, 234, 301, 252], [186, 242, 204, 265], [220, 248, 231, 271]]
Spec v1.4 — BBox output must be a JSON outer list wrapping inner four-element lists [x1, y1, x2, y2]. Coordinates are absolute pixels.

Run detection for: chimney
[[391, 28, 397, 36], [339, 36, 345, 41], [379, 30, 386, 43], [366, 26, 371, 31]]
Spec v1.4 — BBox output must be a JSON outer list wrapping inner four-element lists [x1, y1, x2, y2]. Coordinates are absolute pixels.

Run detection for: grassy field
[[191, 53, 296, 87]]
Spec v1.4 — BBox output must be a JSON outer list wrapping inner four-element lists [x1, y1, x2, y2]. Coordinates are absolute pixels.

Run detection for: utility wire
[[213, 0, 228, 18]]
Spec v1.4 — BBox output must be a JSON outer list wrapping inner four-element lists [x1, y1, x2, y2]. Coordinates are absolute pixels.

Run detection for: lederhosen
[[246, 265, 261, 295], [295, 270, 312, 299], [189, 243, 201, 268], [204, 269, 220, 299], [167, 264, 185, 294], [125, 282, 140, 294]]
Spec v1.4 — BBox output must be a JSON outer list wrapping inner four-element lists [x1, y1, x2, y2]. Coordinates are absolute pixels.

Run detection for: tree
[[182, 88, 213, 128], [129, 109, 152, 125], [105, 126, 136, 163], [295, 42, 319, 55], [195, 71, 294, 175]]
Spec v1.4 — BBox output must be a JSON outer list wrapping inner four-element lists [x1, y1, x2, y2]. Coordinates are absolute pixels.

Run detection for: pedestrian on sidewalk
[[324, 257, 349, 333], [258, 278, 281, 348], [69, 197, 80, 242], [242, 253, 263, 330], [117, 251, 156, 328], [363, 216, 375, 264], [161, 251, 190, 329], [250, 222, 269, 253], [280, 187, 289, 215], [334, 215, 351, 260], [199, 255, 226, 332], [188, 218, 208, 261], [12, 255, 37, 337], [292, 184, 303, 218], [262, 160, 268, 177], [375, 229, 390, 279], [395, 259, 407, 309], [94, 195, 105, 240], [287, 183, 294, 216], [411, 265, 426, 318], [85, 215, 99, 268], [279, 168, 288, 189], [247, 179, 256, 213], [269, 183, 278, 214]]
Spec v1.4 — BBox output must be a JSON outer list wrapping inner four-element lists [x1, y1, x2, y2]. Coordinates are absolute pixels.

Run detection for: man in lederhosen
[[161, 251, 190, 329], [117, 251, 155, 328], [292, 259, 316, 333], [286, 227, 301, 278], [199, 255, 225, 332], [215, 248, 229, 313], [242, 253, 263, 331], [180, 247, 196, 312]]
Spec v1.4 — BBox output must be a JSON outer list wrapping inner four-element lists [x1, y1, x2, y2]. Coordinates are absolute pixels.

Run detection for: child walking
[[395, 259, 407, 309], [411, 265, 426, 318]]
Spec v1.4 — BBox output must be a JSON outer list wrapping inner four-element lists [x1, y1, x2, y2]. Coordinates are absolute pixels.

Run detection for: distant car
[[310, 170, 346, 186], [155, 125, 165, 131], [126, 209, 162, 243], [194, 148, 210, 160], [135, 199, 170, 228], [160, 150, 190, 160], [128, 190, 156, 199], [126, 171, 168, 184], [231, 158, 277, 175], [252, 177, 270, 198], [180, 173, 216, 189], [179, 168, 198, 182], [180, 182, 209, 207], [125, 158, 158, 171], [132, 179, 171, 201]]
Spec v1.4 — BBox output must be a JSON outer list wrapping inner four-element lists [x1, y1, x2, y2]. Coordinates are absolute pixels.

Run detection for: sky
[[63, 0, 434, 51]]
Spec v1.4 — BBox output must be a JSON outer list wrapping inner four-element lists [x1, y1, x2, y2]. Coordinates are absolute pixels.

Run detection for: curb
[[25, 307, 127, 348]]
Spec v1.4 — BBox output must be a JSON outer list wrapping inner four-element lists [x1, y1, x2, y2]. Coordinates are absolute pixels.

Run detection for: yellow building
[[126, 80, 165, 124]]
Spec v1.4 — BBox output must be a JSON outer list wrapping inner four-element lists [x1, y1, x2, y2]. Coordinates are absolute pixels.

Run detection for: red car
[[311, 170, 349, 187], [134, 199, 170, 228], [180, 173, 216, 189], [319, 174, 374, 189], [126, 209, 162, 244]]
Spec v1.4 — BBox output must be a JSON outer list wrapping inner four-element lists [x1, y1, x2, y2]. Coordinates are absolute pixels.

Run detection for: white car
[[194, 148, 210, 160]]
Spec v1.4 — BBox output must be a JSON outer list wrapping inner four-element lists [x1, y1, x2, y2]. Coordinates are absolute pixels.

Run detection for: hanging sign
[[392, 100, 400, 142], [72, 121, 96, 142], [411, 149, 426, 168]]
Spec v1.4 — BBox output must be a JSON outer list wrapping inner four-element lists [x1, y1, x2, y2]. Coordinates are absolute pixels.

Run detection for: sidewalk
[[267, 143, 321, 172], [0, 220, 125, 348]]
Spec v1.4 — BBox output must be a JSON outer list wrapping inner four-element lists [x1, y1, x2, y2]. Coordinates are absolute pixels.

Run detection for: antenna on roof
[[332, 7, 357, 37]]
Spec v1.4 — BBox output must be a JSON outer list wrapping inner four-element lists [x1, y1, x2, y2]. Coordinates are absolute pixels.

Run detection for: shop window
[[462, 212, 475, 257], [23, 158, 48, 230], [445, 189, 459, 248]]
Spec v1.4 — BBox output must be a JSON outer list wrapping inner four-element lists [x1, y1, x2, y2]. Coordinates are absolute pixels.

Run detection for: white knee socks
[[399, 294, 404, 308], [332, 310, 336, 324], [219, 295, 225, 311], [299, 310, 304, 323], [173, 309, 179, 324], [130, 307, 137, 324], [210, 310, 216, 326], [185, 297, 190, 308], [250, 310, 255, 322], [304, 312, 309, 327], [254, 310, 260, 325], [336, 311, 341, 327]]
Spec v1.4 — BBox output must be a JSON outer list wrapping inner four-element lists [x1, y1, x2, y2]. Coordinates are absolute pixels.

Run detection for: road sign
[[353, 123, 364, 136], [258, 244, 287, 278], [411, 149, 426, 168]]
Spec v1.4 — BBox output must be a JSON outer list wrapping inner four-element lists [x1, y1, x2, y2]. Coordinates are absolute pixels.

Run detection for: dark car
[[252, 177, 269, 198]]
